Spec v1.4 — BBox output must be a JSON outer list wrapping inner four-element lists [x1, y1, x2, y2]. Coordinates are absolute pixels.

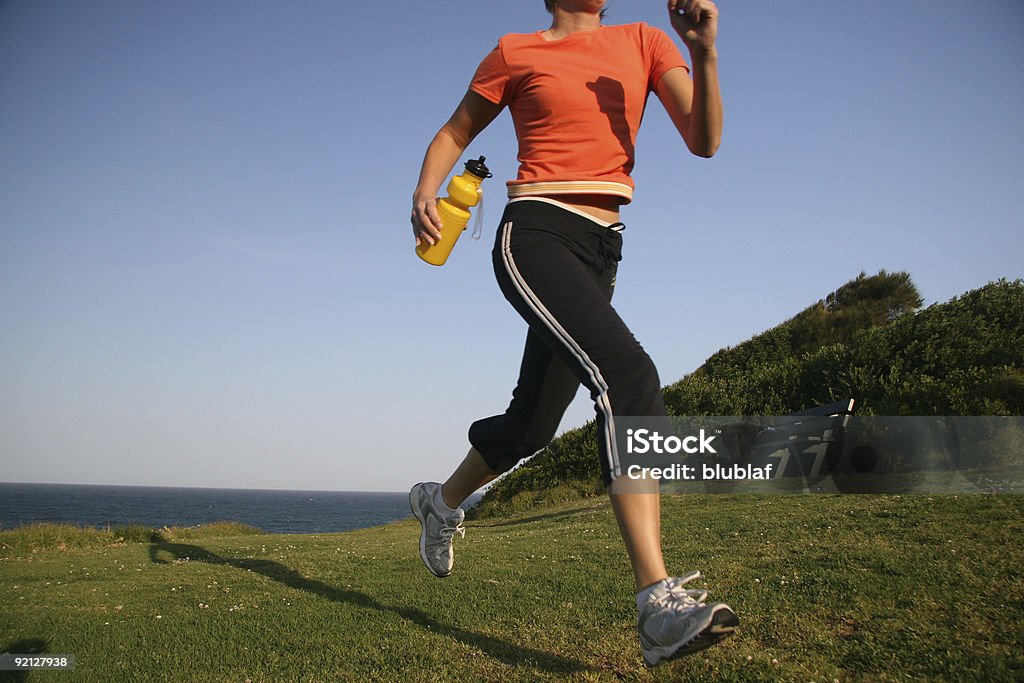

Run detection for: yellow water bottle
[[417, 156, 492, 266]]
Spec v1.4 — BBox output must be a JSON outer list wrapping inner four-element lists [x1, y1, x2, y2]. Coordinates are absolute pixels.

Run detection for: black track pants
[[468, 198, 666, 486]]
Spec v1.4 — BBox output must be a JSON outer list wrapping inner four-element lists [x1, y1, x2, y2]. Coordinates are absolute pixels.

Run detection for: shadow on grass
[[0, 639, 49, 682], [147, 540, 590, 675], [471, 506, 599, 528]]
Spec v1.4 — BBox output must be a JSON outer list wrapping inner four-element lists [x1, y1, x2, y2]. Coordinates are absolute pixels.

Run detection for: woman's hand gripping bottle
[[416, 156, 492, 266]]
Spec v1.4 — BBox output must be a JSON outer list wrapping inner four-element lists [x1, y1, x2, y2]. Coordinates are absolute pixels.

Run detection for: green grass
[[2, 495, 1022, 682]]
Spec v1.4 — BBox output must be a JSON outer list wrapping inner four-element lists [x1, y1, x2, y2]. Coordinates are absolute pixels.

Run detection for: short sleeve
[[469, 43, 511, 106], [643, 24, 689, 91]]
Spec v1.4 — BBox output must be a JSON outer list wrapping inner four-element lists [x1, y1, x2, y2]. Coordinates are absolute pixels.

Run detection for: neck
[[546, 9, 602, 39]]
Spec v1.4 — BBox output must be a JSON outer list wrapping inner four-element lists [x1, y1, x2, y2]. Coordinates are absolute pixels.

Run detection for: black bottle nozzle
[[464, 156, 492, 180]]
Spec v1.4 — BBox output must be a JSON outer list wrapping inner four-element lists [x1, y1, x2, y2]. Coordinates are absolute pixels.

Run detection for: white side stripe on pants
[[499, 220, 622, 479]]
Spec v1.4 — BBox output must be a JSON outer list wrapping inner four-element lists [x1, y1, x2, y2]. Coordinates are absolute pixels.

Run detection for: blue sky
[[2, 0, 1022, 492]]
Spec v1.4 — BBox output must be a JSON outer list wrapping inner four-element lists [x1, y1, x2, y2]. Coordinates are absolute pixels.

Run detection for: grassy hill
[[4, 273, 1021, 680], [470, 274, 1024, 519], [2, 495, 1022, 681]]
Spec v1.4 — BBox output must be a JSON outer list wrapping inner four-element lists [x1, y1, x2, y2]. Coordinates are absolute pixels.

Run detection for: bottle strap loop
[[471, 188, 485, 240]]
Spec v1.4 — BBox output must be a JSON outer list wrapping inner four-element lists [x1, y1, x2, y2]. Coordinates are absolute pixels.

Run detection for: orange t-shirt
[[469, 23, 689, 204]]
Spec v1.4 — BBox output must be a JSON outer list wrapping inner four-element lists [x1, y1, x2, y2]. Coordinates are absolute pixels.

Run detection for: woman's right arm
[[412, 90, 503, 246]]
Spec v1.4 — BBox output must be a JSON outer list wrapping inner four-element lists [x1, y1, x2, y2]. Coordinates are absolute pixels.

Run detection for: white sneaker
[[637, 575, 738, 667], [409, 482, 465, 578]]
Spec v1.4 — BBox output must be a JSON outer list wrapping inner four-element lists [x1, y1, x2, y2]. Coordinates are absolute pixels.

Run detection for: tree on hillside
[[798, 270, 922, 354], [699, 271, 922, 377]]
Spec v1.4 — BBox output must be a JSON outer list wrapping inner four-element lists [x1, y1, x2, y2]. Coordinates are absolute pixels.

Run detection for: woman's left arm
[[656, 0, 722, 158]]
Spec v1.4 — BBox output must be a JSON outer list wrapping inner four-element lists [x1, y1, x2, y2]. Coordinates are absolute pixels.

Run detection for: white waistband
[[507, 196, 622, 231]]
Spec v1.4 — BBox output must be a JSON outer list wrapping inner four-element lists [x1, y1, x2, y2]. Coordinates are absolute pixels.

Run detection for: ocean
[[0, 482, 480, 535]]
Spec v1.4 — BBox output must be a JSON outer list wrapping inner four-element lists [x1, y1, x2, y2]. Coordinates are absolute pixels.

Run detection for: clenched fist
[[668, 0, 718, 55]]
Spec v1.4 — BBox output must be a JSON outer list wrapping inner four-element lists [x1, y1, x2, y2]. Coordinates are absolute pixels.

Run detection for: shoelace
[[652, 588, 701, 617], [666, 577, 708, 605], [659, 572, 708, 613], [438, 521, 466, 544]]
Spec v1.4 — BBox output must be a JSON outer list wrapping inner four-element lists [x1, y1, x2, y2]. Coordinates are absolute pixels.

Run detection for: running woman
[[409, 0, 736, 666]]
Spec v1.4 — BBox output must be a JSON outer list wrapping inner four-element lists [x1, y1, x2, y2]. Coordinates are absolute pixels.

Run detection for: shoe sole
[[409, 484, 451, 578], [642, 603, 738, 668]]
